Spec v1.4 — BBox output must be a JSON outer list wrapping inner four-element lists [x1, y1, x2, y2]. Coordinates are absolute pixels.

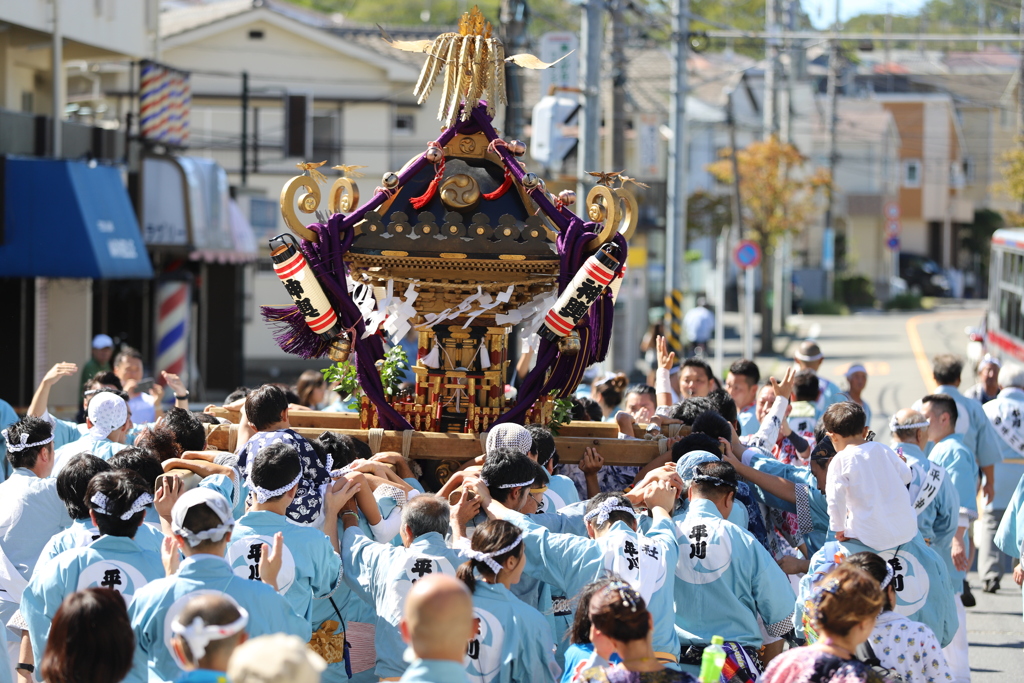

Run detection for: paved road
[[716, 302, 1022, 680]]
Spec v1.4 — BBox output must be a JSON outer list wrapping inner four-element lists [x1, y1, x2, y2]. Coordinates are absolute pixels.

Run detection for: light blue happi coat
[[228, 509, 342, 626], [128, 554, 311, 683], [798, 534, 958, 647], [744, 452, 831, 557], [673, 498, 795, 650], [0, 399, 17, 483], [995, 472, 1024, 622], [815, 376, 844, 420], [45, 414, 86, 452], [22, 534, 164, 664], [896, 443, 960, 592], [464, 580, 560, 683], [737, 404, 760, 437], [497, 509, 680, 662], [41, 518, 165, 563], [400, 658, 472, 683], [540, 474, 580, 514], [342, 528, 462, 679], [52, 432, 128, 474], [928, 433, 977, 589], [933, 385, 1003, 469]]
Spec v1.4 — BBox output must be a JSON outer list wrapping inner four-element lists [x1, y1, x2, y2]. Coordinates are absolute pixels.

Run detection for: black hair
[[691, 410, 733, 443], [705, 388, 738, 426], [456, 519, 524, 594], [224, 387, 250, 404], [844, 551, 895, 611], [86, 371, 122, 392], [668, 397, 715, 425], [822, 402, 867, 438], [56, 454, 112, 520], [681, 357, 713, 381], [193, 412, 221, 426], [4, 416, 53, 469], [86, 470, 151, 537], [568, 579, 614, 645], [525, 424, 556, 467], [624, 384, 656, 401], [161, 407, 206, 452], [134, 425, 181, 463], [108, 448, 164, 492], [691, 461, 738, 498], [481, 448, 537, 504], [180, 503, 230, 550], [572, 397, 604, 422], [250, 442, 302, 499], [932, 354, 964, 386], [584, 492, 635, 531], [244, 384, 289, 431], [728, 359, 760, 385], [670, 432, 723, 463], [314, 431, 368, 469], [921, 393, 959, 429], [112, 346, 143, 369], [793, 369, 820, 402]]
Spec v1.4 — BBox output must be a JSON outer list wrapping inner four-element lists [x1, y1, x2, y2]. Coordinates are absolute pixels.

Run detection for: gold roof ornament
[[379, 6, 571, 128], [332, 164, 367, 179], [296, 160, 328, 185]]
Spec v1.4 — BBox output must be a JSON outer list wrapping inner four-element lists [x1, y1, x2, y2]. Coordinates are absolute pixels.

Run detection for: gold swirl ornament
[[584, 185, 638, 250], [280, 175, 321, 242], [440, 173, 481, 210], [329, 178, 360, 214]]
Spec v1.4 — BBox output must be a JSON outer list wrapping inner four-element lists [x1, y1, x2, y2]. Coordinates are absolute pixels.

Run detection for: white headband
[[373, 483, 408, 508], [880, 561, 896, 590], [171, 607, 249, 662], [795, 351, 824, 362], [497, 478, 535, 490], [91, 492, 154, 520], [247, 470, 303, 504], [583, 500, 634, 527], [1, 428, 53, 452], [171, 488, 235, 547], [845, 364, 867, 377], [889, 415, 929, 432], [459, 534, 524, 574]]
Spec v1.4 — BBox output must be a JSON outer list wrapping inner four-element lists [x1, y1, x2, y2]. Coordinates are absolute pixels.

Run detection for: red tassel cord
[[482, 169, 513, 201], [410, 155, 446, 210]]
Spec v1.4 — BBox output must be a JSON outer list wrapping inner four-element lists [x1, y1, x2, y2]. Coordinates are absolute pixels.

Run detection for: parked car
[[899, 253, 951, 297]]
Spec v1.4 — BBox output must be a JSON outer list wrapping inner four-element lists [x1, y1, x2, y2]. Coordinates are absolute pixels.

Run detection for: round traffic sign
[[887, 236, 900, 250], [886, 219, 901, 235], [733, 240, 762, 269], [885, 202, 900, 220]]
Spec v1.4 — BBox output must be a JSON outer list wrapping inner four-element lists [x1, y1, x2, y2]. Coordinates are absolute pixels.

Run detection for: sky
[[807, 0, 929, 28]]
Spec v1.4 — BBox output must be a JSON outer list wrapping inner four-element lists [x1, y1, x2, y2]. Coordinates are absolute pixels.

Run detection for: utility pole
[[501, 0, 529, 139], [576, 0, 602, 202], [763, 0, 780, 137], [1017, 0, 1024, 137], [774, 0, 795, 337], [664, 0, 690, 356], [240, 71, 249, 187], [824, 0, 840, 300], [605, 0, 627, 170], [719, 88, 745, 370], [52, 0, 63, 158]]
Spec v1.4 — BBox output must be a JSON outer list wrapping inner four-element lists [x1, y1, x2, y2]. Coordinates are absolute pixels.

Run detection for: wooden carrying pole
[[203, 424, 664, 467]]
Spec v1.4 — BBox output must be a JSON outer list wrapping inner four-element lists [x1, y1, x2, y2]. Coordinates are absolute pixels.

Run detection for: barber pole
[[269, 234, 343, 339], [539, 243, 621, 342], [156, 281, 189, 383]]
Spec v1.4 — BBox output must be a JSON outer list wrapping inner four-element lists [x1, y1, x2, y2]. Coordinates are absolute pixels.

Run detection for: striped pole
[[156, 281, 189, 387], [663, 289, 685, 356]]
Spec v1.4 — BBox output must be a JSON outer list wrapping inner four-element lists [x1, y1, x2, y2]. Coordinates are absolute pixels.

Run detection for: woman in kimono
[[577, 582, 698, 683], [455, 519, 560, 683], [761, 564, 889, 683]]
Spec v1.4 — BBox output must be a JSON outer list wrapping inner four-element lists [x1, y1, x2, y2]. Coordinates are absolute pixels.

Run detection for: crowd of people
[[1, 332, 1023, 683]]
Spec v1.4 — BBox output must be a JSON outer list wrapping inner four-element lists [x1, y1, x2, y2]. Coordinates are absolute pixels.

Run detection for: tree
[[707, 137, 830, 354]]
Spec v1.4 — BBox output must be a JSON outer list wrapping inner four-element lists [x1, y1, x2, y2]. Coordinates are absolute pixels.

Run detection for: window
[[394, 113, 415, 136], [248, 29, 265, 39], [902, 159, 921, 188], [962, 157, 974, 184], [21, 91, 33, 114]]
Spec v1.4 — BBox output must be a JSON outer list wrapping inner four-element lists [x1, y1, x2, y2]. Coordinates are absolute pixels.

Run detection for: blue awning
[[0, 156, 153, 279]]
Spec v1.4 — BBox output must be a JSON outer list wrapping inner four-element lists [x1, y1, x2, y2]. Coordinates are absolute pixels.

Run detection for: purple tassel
[[260, 305, 332, 359]]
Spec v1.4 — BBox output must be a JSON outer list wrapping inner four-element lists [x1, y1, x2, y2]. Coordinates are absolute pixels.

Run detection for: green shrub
[[835, 275, 875, 307], [884, 293, 923, 311], [801, 300, 848, 315]]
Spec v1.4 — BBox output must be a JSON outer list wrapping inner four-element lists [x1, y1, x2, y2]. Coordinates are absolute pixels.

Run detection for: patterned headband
[[246, 470, 303, 504], [90, 492, 154, 520], [1, 428, 54, 453], [497, 478, 535, 490], [889, 415, 929, 432], [583, 499, 633, 527], [459, 533, 524, 574], [691, 473, 737, 490], [171, 608, 249, 662], [879, 562, 895, 590]]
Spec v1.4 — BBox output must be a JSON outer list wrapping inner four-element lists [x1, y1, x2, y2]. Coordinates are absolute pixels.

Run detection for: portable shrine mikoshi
[[257, 8, 659, 479]]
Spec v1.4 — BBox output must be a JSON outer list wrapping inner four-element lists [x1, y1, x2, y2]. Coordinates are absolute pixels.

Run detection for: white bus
[[985, 228, 1024, 365]]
